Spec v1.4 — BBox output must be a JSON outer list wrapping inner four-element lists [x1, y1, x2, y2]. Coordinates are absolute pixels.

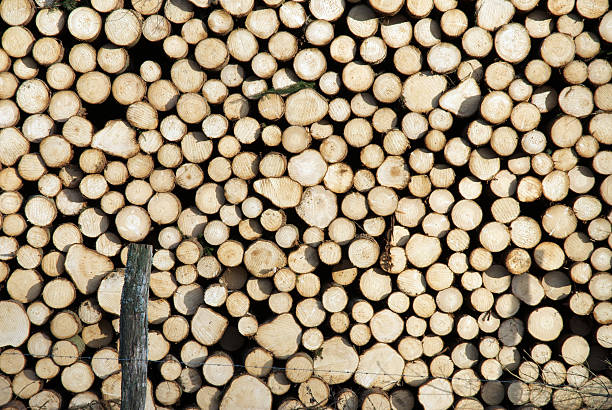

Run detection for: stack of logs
[[0, 0, 611, 407]]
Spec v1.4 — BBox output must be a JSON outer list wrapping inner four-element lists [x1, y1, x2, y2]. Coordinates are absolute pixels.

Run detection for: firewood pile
[[0, 0, 611, 407]]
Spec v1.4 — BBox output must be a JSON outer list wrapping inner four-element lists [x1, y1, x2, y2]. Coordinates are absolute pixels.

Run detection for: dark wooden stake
[[120, 244, 152, 410]]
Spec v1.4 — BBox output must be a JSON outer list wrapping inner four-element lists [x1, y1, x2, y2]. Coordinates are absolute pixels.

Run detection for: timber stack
[[0, 0, 611, 408]]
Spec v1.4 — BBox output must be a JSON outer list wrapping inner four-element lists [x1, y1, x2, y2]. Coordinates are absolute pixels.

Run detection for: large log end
[[285, 88, 328, 126], [0, 301, 29, 347], [65, 244, 114, 295], [255, 313, 302, 359]]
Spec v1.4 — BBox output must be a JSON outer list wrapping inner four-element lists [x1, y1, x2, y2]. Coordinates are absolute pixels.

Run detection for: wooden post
[[120, 244, 153, 410]]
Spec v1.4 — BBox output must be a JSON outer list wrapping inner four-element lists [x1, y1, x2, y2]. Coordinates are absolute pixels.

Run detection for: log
[[355, 343, 403, 389], [191, 306, 228, 346], [418, 378, 453, 410], [0, 301, 30, 347], [220, 375, 272, 410], [252, 313, 301, 360], [27, 301, 53, 327]]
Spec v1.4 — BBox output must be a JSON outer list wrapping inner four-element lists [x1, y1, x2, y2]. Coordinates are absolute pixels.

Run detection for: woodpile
[[0, 0, 611, 407]]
